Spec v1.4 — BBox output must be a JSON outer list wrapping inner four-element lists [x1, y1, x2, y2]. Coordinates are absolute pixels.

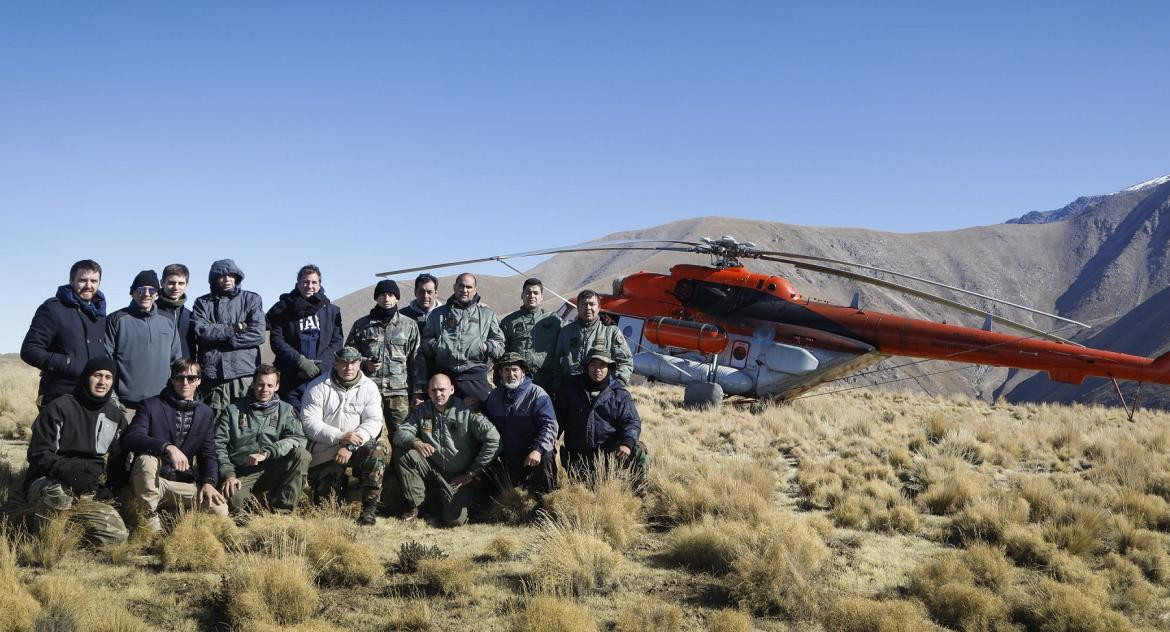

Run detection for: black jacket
[[20, 285, 110, 400], [121, 389, 220, 486], [25, 391, 127, 495], [555, 374, 641, 454], [266, 289, 344, 408]]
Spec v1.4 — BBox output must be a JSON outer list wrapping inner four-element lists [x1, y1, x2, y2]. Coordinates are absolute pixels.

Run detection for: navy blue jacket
[[192, 260, 265, 380], [483, 378, 558, 462], [21, 285, 110, 400], [266, 289, 344, 409], [121, 390, 219, 486], [555, 375, 641, 454]]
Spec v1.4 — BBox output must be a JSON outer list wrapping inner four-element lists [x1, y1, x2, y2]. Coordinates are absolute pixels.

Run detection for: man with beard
[[24, 357, 129, 546], [555, 350, 649, 487], [192, 259, 265, 417], [421, 273, 505, 407], [267, 264, 344, 410], [301, 347, 385, 525], [215, 364, 310, 514], [394, 373, 499, 526], [122, 357, 229, 532], [156, 263, 198, 359], [553, 289, 633, 388], [481, 353, 557, 504], [500, 278, 563, 392], [399, 273, 439, 333], [105, 270, 182, 415], [21, 259, 110, 408]]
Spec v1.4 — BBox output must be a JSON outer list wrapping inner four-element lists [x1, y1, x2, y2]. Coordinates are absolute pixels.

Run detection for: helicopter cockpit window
[[678, 280, 774, 316]]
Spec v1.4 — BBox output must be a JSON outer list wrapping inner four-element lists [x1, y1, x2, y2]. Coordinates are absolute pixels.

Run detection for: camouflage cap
[[495, 352, 529, 373], [335, 346, 363, 362], [584, 349, 615, 366]]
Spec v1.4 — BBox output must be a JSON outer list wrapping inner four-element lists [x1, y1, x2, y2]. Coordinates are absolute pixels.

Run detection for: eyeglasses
[[135, 286, 159, 296], [173, 375, 201, 383]]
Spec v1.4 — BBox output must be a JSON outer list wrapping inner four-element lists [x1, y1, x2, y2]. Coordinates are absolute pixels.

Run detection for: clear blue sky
[[2, 2, 1167, 353]]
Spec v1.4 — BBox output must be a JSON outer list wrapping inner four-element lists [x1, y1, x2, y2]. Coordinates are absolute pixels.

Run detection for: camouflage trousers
[[379, 395, 410, 514], [561, 442, 651, 491], [397, 450, 482, 526], [26, 477, 128, 547], [307, 442, 386, 505], [227, 449, 311, 514]]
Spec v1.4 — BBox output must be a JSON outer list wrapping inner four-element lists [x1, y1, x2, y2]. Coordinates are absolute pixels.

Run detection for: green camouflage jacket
[[500, 307, 563, 388], [554, 318, 634, 385], [214, 395, 306, 479], [393, 399, 500, 476], [421, 295, 505, 375], [346, 308, 425, 397]]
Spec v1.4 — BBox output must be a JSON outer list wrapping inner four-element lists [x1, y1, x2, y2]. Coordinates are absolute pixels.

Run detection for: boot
[[357, 489, 380, 526], [144, 510, 162, 534]]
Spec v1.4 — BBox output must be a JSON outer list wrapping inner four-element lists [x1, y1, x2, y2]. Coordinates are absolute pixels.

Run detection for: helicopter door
[[617, 316, 645, 353]]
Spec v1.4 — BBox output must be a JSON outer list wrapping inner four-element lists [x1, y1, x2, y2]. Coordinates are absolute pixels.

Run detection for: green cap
[[335, 346, 362, 362]]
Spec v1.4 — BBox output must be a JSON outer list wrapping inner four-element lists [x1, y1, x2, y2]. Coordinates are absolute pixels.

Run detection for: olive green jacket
[[214, 395, 307, 479], [393, 400, 499, 476], [421, 295, 505, 375], [501, 307, 563, 388], [554, 318, 634, 385]]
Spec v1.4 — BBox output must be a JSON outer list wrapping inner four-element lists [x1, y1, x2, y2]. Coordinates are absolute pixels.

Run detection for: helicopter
[[376, 236, 1170, 412]]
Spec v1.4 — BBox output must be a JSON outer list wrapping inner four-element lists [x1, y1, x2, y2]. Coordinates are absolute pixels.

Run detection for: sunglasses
[[173, 375, 201, 383], [135, 286, 159, 296]]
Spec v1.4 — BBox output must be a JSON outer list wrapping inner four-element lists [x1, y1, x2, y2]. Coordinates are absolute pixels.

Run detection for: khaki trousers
[[130, 455, 229, 518]]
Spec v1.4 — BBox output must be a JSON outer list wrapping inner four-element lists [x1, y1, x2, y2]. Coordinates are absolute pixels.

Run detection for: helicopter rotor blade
[[374, 240, 697, 277], [752, 250, 1088, 329], [755, 255, 1079, 345]]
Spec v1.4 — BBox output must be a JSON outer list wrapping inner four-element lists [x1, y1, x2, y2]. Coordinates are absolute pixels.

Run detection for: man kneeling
[[215, 364, 310, 514], [482, 353, 557, 505], [394, 374, 499, 526], [122, 358, 228, 533]]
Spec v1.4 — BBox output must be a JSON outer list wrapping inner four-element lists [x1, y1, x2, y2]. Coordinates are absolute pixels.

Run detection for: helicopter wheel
[[684, 382, 724, 409]]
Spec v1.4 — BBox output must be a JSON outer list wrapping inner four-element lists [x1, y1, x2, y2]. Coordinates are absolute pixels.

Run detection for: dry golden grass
[[543, 459, 644, 550], [0, 361, 1166, 630], [19, 514, 81, 568], [0, 359, 38, 440], [160, 511, 235, 571]]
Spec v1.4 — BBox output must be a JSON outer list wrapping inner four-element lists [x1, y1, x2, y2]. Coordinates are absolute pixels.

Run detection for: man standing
[[346, 279, 425, 425], [301, 347, 386, 525], [122, 358, 228, 532], [399, 273, 439, 332], [156, 263, 198, 360], [555, 350, 649, 487], [421, 273, 505, 406], [24, 357, 129, 546], [21, 259, 110, 408], [554, 289, 633, 387], [215, 364, 310, 514], [266, 264, 344, 410], [192, 259, 265, 417], [482, 353, 557, 503], [500, 278, 563, 391], [105, 270, 182, 414], [394, 373, 499, 526]]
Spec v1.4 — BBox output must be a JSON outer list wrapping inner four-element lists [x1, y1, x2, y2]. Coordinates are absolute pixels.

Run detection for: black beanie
[[130, 270, 160, 293], [374, 279, 401, 300], [81, 356, 117, 380]]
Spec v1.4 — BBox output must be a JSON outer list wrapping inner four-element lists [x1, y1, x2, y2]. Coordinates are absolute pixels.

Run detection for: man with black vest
[[122, 358, 228, 533]]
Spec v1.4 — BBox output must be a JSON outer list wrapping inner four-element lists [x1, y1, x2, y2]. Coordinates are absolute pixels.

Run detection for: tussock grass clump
[[224, 555, 318, 627], [1043, 502, 1108, 556], [707, 609, 752, 632], [1002, 525, 1059, 568], [662, 515, 743, 574], [962, 543, 1014, 592], [544, 462, 643, 550], [398, 540, 447, 573], [729, 512, 829, 617], [651, 454, 774, 524], [1017, 476, 1064, 523], [614, 597, 683, 632], [31, 575, 149, 632], [0, 362, 38, 440], [0, 530, 39, 631], [306, 531, 382, 587], [386, 601, 435, 631], [1103, 553, 1155, 616], [19, 515, 81, 568], [948, 494, 1029, 544], [823, 597, 936, 632], [486, 534, 521, 560], [161, 512, 234, 571], [416, 557, 475, 597], [1010, 578, 1132, 632], [245, 512, 379, 586], [509, 595, 597, 632], [486, 485, 537, 524], [909, 552, 1012, 631], [1113, 488, 1170, 529], [529, 519, 623, 596], [916, 458, 982, 515], [925, 414, 957, 444], [1115, 524, 1170, 585]]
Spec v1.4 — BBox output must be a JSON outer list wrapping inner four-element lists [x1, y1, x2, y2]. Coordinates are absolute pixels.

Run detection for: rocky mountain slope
[[338, 175, 1170, 408]]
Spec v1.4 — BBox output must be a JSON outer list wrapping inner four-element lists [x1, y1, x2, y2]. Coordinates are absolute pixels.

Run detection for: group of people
[[18, 259, 649, 545]]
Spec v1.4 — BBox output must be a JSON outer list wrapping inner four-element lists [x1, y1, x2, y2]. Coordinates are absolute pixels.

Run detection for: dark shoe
[[357, 509, 377, 526], [399, 506, 419, 522]]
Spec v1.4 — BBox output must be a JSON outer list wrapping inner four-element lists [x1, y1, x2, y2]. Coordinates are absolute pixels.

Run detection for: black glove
[[51, 459, 103, 495]]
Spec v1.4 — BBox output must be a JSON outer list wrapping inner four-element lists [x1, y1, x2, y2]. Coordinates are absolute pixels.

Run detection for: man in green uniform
[[500, 278, 563, 392], [554, 289, 633, 387]]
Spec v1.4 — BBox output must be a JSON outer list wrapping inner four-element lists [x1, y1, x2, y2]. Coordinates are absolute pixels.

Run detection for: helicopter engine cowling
[[632, 352, 754, 395], [643, 317, 729, 354]]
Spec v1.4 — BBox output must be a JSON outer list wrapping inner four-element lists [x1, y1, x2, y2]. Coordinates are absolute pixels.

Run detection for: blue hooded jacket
[[21, 285, 110, 400], [555, 374, 641, 454], [482, 377, 558, 462], [191, 260, 265, 380]]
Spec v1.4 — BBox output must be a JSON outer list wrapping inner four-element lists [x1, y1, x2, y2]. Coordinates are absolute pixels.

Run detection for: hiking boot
[[358, 492, 379, 526], [399, 506, 419, 522], [144, 511, 162, 534]]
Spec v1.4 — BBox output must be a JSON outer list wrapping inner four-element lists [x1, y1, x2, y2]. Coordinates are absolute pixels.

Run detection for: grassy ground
[[2, 357, 1170, 630]]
